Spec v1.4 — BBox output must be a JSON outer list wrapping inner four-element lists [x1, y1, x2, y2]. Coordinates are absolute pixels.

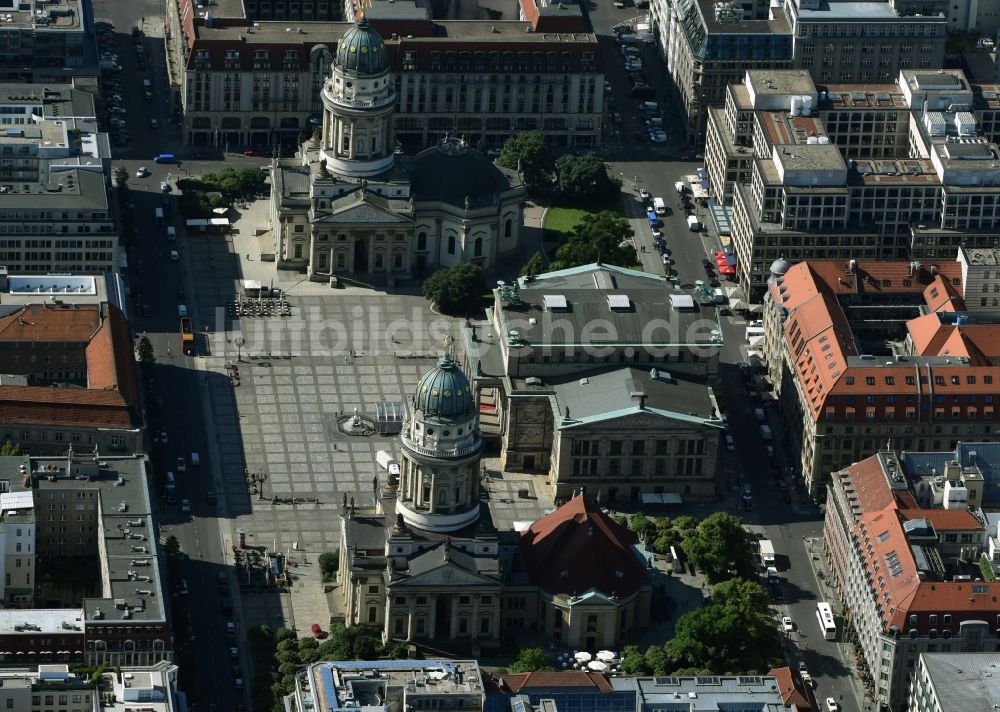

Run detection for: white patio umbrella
[[574, 651, 592, 663], [587, 660, 608, 672], [596, 650, 616, 662]]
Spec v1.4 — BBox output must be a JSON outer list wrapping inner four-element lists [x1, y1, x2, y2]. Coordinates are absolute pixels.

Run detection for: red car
[[243, 149, 257, 157], [311, 623, 327, 639]]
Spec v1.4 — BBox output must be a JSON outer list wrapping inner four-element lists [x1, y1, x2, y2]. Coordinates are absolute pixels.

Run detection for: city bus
[[816, 601, 837, 640]]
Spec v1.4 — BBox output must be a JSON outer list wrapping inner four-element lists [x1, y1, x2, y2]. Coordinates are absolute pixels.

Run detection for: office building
[[908, 653, 1000, 712], [268, 18, 525, 279], [0, 453, 170, 667], [0, 0, 92, 84], [0, 80, 116, 274], [704, 69, 1000, 302], [653, 0, 946, 144], [0, 295, 141, 457], [824, 448, 1000, 711], [175, 0, 603, 152], [0, 662, 180, 712], [338, 354, 653, 648], [763, 258, 1000, 495], [465, 263, 725, 504], [957, 247, 1000, 310], [900, 442, 1000, 507]]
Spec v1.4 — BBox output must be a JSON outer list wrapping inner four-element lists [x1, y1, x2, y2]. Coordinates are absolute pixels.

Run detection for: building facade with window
[[176, 0, 603, 151], [268, 18, 524, 280], [463, 264, 725, 504], [764, 258, 1000, 496], [705, 69, 1000, 302], [823, 448, 999, 711], [0, 302, 141, 457]]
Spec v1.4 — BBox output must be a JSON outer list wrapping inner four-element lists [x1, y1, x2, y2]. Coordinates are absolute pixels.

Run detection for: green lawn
[[544, 201, 624, 242]]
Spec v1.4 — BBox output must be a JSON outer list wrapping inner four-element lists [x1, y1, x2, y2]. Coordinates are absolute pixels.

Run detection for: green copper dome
[[335, 15, 389, 76], [414, 354, 473, 419]]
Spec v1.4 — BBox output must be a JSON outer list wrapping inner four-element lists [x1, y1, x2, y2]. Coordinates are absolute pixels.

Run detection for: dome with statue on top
[[335, 15, 389, 76], [413, 354, 473, 419]]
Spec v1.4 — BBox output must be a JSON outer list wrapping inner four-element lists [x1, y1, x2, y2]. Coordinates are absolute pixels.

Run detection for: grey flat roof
[[918, 653, 1000, 711], [611, 674, 787, 705], [795, 0, 941, 20], [942, 143, 996, 159], [497, 264, 721, 348], [746, 69, 816, 97], [0, 455, 166, 624], [547, 366, 720, 426]]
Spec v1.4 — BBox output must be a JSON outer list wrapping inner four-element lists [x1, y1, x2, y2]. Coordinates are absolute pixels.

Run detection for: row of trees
[[259, 624, 406, 711], [497, 131, 620, 202], [177, 167, 267, 217], [547, 211, 634, 272]]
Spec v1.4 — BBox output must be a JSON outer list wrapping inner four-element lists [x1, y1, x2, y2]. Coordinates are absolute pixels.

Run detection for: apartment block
[[957, 246, 1000, 310], [0, 453, 171, 668], [706, 69, 1000, 302], [0, 0, 92, 84], [824, 448, 1000, 710], [465, 264, 724, 504], [0, 81, 116, 274], [175, 0, 603, 152], [763, 258, 1000, 495], [0, 293, 141, 457]]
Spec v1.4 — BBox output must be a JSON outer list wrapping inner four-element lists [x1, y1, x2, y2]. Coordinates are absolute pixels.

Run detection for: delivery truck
[[376, 450, 401, 477], [687, 215, 700, 231], [759, 539, 776, 567]]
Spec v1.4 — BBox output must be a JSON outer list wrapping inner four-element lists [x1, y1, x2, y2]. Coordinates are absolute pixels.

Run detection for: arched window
[[417, 232, 427, 251], [504, 218, 512, 237], [447, 235, 456, 255], [393, 252, 404, 268], [374, 250, 384, 269], [438, 490, 448, 505], [474, 237, 483, 257], [336, 251, 347, 269]]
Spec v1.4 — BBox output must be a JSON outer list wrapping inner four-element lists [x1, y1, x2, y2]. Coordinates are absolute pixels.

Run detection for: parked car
[[311, 623, 328, 639], [136, 166, 149, 178], [782, 616, 794, 632]]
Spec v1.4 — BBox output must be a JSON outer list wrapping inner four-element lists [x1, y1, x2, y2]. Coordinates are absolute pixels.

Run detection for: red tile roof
[[844, 453, 1000, 634], [0, 304, 101, 342], [767, 667, 817, 712], [898, 508, 983, 532], [0, 386, 132, 428], [500, 671, 613, 693], [85, 305, 139, 411], [837, 456, 898, 515], [520, 494, 648, 598], [0, 304, 139, 427], [770, 261, 1000, 422]]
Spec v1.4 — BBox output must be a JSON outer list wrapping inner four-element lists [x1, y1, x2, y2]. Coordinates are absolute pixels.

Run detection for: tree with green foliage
[[644, 645, 672, 676], [681, 512, 754, 584], [0, 440, 23, 456], [162, 535, 180, 558], [554, 153, 619, 203], [666, 578, 781, 674], [620, 645, 651, 675], [422, 263, 486, 315], [510, 646, 556, 673], [628, 513, 654, 542], [136, 336, 155, 366], [548, 211, 634, 271], [113, 166, 129, 188], [318, 550, 340, 582], [519, 251, 548, 278], [497, 130, 554, 194]]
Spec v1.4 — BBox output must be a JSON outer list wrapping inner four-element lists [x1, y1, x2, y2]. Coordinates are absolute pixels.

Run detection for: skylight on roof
[[543, 294, 568, 311], [885, 550, 903, 578], [607, 294, 631, 310], [877, 530, 890, 543]]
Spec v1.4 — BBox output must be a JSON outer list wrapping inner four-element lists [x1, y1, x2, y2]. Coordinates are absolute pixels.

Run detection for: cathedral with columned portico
[[267, 16, 526, 282], [338, 352, 655, 651]]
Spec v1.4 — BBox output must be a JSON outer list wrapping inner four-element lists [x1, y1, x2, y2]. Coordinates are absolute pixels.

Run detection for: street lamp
[[235, 335, 245, 362]]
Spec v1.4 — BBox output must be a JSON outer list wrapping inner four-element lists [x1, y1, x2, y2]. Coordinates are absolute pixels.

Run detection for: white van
[[154, 207, 164, 224], [166, 226, 176, 240], [190, 452, 200, 467], [376, 450, 401, 477], [652, 197, 666, 215], [177, 304, 187, 317], [165, 471, 175, 486], [687, 215, 700, 231], [640, 101, 658, 112]]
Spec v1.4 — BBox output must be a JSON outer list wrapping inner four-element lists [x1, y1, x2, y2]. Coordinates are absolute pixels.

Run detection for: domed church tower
[[319, 15, 396, 178], [396, 354, 484, 533]]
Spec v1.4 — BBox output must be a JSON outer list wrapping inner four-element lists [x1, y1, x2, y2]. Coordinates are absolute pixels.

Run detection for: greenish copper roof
[[335, 15, 389, 77], [414, 354, 473, 419]]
